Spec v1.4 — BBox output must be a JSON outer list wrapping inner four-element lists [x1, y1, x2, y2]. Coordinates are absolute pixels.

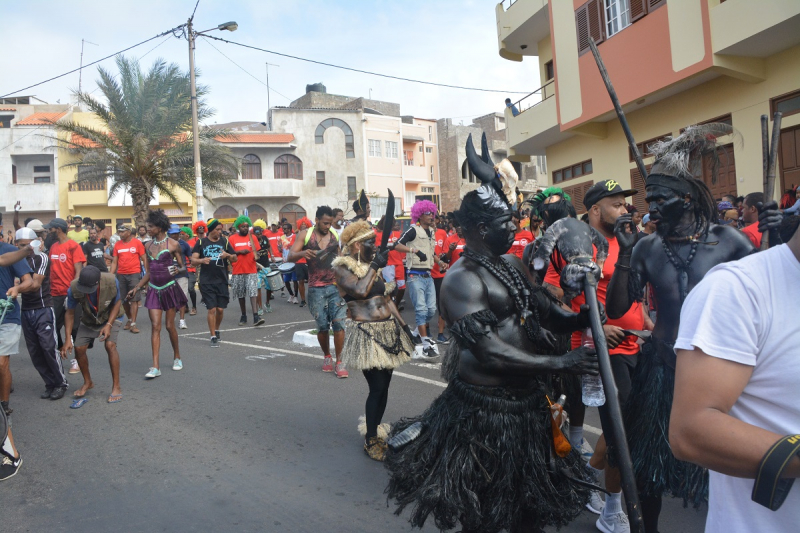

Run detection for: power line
[[199, 34, 530, 95], [190, 0, 200, 21], [0, 26, 186, 99], [201, 39, 291, 101]]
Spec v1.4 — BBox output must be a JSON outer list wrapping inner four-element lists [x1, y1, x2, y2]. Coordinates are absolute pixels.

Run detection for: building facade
[[438, 112, 547, 213], [496, 0, 800, 212]]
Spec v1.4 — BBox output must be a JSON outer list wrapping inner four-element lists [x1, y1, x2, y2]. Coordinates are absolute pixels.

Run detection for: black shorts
[[295, 263, 309, 282], [433, 276, 443, 304], [597, 352, 638, 463], [199, 283, 230, 309]]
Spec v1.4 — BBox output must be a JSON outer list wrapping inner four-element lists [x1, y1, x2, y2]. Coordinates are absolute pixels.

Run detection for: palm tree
[[53, 55, 241, 227]]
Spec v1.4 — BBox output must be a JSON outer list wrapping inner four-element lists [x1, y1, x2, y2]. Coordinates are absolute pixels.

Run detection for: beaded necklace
[[462, 248, 542, 343], [660, 237, 699, 302]]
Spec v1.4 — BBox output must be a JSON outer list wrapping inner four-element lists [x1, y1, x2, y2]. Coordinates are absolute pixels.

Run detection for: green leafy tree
[[54, 55, 241, 227]]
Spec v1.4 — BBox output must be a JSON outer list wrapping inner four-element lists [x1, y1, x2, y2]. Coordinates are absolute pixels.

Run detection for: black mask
[[540, 200, 571, 228]]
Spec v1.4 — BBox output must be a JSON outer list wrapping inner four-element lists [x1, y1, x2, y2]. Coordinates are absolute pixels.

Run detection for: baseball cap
[[117, 223, 132, 231], [583, 179, 638, 210], [26, 219, 45, 232], [15, 227, 37, 241], [44, 218, 69, 232], [642, 214, 651, 224], [168, 224, 181, 234], [76, 265, 102, 294]]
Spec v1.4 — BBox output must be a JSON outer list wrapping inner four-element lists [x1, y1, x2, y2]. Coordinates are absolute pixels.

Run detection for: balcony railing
[[69, 181, 106, 192], [510, 79, 555, 116], [501, 0, 518, 10]]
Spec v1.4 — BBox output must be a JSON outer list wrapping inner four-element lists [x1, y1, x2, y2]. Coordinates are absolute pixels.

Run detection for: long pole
[[266, 63, 270, 129], [188, 18, 204, 222], [588, 38, 647, 179], [584, 273, 644, 533], [761, 112, 783, 250]]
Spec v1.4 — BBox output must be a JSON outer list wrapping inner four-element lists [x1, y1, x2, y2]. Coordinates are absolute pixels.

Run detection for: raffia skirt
[[624, 338, 708, 507], [341, 317, 413, 371], [385, 377, 590, 533]]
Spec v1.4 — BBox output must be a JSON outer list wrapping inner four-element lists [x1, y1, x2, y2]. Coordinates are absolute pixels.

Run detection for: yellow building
[[59, 111, 196, 235], [496, 0, 800, 213]]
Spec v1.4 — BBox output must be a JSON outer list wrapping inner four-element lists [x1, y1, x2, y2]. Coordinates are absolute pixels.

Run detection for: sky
[[1, 0, 541, 125]]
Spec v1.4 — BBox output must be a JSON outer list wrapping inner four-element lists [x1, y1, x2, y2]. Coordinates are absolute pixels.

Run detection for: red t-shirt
[[265, 229, 282, 257], [431, 228, 449, 279], [186, 238, 198, 272], [49, 239, 86, 297], [742, 223, 762, 248], [445, 234, 466, 265], [113, 239, 145, 275], [568, 236, 644, 355], [374, 229, 403, 264], [508, 230, 534, 259], [228, 233, 259, 275]]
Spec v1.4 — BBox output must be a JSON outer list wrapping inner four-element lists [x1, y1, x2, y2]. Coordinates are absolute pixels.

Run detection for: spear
[[761, 112, 782, 250]]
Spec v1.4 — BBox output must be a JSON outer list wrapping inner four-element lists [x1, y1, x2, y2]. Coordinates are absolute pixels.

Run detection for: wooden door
[[702, 143, 738, 199], [779, 125, 800, 195]]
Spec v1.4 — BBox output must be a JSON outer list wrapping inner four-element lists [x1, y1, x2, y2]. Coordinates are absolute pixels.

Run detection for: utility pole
[[78, 39, 99, 93], [265, 62, 279, 130]]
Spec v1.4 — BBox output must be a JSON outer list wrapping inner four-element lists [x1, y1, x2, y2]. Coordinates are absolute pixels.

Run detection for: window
[[385, 140, 398, 159], [0, 115, 12, 128], [430, 166, 435, 180], [34, 165, 50, 173], [347, 176, 357, 201], [629, 133, 671, 161], [576, 0, 605, 55], [316, 171, 325, 187], [274, 154, 302, 180], [404, 151, 414, 166], [34, 176, 51, 183], [33, 164, 51, 183], [545, 60, 554, 81], [425, 147, 433, 154], [428, 126, 433, 141], [461, 160, 476, 183], [552, 159, 593, 183], [242, 154, 262, 180], [771, 90, 800, 119], [315, 118, 355, 158], [419, 145, 423, 152], [605, 0, 631, 37], [368, 139, 382, 157], [422, 187, 435, 193], [11, 165, 16, 184]]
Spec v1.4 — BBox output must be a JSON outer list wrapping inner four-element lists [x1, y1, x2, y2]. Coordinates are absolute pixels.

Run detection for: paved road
[[4, 294, 706, 532]]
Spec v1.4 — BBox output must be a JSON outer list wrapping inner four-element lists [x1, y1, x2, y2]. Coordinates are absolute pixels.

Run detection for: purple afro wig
[[410, 199, 438, 223]]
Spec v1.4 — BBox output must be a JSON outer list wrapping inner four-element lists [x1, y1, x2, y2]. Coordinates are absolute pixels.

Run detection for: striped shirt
[[22, 252, 52, 310]]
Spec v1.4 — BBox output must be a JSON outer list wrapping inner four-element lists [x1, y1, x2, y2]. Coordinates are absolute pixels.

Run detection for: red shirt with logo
[[431, 228, 449, 279], [113, 239, 145, 275], [508, 230, 534, 259], [265, 229, 282, 257], [49, 239, 87, 297], [228, 233, 258, 275], [445, 234, 466, 266]]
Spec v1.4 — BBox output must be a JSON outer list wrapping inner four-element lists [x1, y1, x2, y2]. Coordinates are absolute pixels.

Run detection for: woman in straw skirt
[[333, 221, 414, 461]]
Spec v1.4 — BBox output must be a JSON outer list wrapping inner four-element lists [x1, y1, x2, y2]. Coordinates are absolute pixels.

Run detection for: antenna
[[79, 39, 99, 93], [265, 62, 279, 130]]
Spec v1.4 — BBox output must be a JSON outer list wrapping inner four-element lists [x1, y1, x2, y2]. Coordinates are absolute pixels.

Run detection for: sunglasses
[[422, 211, 433, 216]]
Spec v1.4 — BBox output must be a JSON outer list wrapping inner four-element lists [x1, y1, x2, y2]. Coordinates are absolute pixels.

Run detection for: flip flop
[[70, 398, 88, 409], [107, 394, 123, 404]]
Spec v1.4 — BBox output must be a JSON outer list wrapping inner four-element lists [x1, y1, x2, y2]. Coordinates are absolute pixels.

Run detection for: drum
[[278, 262, 295, 274], [265, 271, 284, 292]]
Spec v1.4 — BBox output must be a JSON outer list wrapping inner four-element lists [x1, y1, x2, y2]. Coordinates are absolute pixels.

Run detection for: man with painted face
[[386, 134, 599, 533], [350, 190, 371, 225], [604, 124, 781, 533]]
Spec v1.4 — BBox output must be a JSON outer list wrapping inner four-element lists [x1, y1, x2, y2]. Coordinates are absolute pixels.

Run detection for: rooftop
[[214, 133, 295, 144], [16, 111, 67, 126]]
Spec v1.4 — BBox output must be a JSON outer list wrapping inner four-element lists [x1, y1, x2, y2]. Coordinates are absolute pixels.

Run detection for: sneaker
[[172, 359, 183, 371], [581, 438, 594, 461], [263, 304, 272, 313], [586, 491, 605, 515], [412, 334, 422, 345], [216, 330, 221, 340], [123, 320, 132, 330], [258, 307, 264, 316], [436, 333, 449, 343], [254, 316, 265, 327], [210, 336, 219, 348], [322, 356, 334, 373], [299, 300, 307, 308], [130, 323, 140, 334], [335, 362, 349, 378], [0, 454, 22, 481], [145, 367, 161, 379], [40, 388, 53, 399], [422, 338, 439, 356], [596, 511, 630, 533], [189, 308, 197, 316], [49, 386, 67, 401], [179, 319, 188, 329], [239, 315, 247, 326], [68, 359, 80, 374], [292, 296, 299, 305]]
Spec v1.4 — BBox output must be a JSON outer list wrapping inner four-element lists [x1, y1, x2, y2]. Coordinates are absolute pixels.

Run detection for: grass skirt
[[341, 318, 412, 370], [385, 377, 589, 533], [624, 340, 708, 507]]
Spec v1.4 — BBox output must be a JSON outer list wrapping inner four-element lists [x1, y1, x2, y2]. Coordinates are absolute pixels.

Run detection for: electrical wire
[[199, 34, 530, 95], [0, 25, 187, 99], [200, 39, 291, 101]]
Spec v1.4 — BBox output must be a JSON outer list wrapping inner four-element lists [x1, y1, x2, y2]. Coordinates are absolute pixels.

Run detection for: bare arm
[[670, 348, 800, 478], [73, 261, 84, 279], [7, 273, 33, 298], [0, 246, 30, 266], [334, 265, 379, 300], [109, 254, 118, 274], [287, 230, 311, 263]]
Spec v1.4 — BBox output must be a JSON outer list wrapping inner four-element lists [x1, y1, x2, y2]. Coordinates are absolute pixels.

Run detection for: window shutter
[[630, 0, 647, 22], [588, 0, 605, 47], [563, 180, 594, 213], [629, 165, 652, 215], [576, 4, 590, 54], [648, 0, 666, 11]]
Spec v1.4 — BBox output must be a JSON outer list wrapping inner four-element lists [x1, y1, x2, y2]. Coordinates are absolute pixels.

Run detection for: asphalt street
[[3, 292, 707, 532]]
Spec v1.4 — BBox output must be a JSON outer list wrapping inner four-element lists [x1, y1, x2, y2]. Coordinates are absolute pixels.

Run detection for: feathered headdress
[[647, 123, 735, 185]]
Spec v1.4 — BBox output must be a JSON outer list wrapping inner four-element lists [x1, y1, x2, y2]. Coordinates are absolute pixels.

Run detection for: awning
[[402, 135, 424, 142]]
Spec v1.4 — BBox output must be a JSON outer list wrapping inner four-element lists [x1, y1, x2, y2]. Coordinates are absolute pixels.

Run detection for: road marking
[[186, 337, 603, 436], [178, 319, 314, 337]]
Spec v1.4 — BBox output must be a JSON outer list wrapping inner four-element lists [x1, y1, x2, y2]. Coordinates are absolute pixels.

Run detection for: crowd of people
[[1, 126, 799, 533]]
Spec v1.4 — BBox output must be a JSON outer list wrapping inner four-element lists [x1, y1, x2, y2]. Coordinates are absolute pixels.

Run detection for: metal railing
[[501, 0, 518, 10], [510, 79, 555, 116], [69, 181, 106, 192]]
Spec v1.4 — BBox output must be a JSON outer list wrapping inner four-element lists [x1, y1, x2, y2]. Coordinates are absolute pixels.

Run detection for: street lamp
[[187, 17, 238, 222]]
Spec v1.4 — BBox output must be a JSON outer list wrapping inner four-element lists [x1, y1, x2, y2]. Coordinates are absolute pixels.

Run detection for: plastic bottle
[[581, 328, 605, 406]]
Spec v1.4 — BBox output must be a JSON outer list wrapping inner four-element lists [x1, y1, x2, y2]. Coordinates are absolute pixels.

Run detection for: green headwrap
[[233, 215, 253, 229], [180, 226, 193, 238]]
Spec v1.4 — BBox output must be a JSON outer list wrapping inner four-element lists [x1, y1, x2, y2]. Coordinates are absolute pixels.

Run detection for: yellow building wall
[[545, 44, 800, 202]]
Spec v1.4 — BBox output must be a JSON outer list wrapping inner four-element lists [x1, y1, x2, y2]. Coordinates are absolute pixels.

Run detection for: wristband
[[752, 434, 800, 510], [614, 263, 631, 271]]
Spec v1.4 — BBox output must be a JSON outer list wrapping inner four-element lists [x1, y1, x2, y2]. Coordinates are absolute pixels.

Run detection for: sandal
[[70, 398, 88, 409], [107, 394, 123, 404]]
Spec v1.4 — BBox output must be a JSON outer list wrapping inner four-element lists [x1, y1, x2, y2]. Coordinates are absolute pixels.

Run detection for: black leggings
[[362, 368, 393, 440], [642, 494, 662, 533]]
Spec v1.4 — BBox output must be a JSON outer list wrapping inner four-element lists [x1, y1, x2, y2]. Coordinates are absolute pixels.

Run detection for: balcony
[[496, 0, 550, 62], [403, 164, 429, 184], [711, 0, 800, 59], [207, 179, 302, 200], [505, 81, 572, 157], [4, 183, 58, 213]]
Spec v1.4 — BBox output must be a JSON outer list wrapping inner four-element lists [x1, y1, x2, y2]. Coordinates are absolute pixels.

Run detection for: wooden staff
[[761, 112, 782, 250]]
